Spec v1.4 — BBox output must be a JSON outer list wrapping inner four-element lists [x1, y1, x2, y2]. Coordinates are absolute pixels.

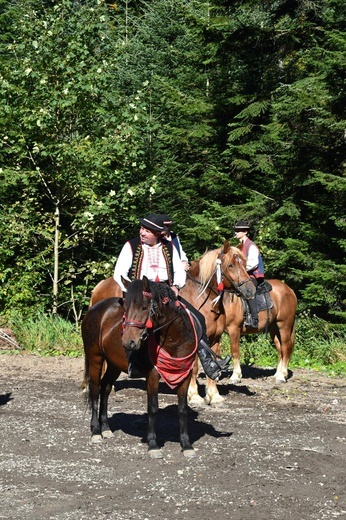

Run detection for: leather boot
[[197, 338, 230, 380], [245, 298, 258, 328]]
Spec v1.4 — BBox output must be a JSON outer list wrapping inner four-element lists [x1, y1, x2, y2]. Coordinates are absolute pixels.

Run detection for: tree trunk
[[52, 204, 60, 316]]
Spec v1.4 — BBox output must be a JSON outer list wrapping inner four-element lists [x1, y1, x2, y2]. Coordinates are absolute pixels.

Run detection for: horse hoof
[[208, 393, 225, 406], [183, 449, 197, 459], [274, 374, 287, 384], [102, 430, 114, 439], [188, 394, 205, 407], [229, 375, 242, 385], [148, 449, 163, 459], [90, 434, 103, 444]]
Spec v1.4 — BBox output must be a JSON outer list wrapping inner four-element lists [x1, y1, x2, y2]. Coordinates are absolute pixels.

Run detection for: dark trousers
[[247, 277, 264, 321]]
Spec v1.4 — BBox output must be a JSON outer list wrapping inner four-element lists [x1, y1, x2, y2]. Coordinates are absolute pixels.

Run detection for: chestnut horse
[[82, 277, 199, 458], [181, 261, 297, 405]]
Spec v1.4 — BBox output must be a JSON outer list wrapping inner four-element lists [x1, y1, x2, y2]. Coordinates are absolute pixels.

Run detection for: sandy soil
[[0, 353, 345, 520]]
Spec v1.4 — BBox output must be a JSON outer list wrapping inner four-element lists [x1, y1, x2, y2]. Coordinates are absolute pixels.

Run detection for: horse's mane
[[125, 278, 177, 307], [126, 279, 145, 306], [198, 246, 246, 286]]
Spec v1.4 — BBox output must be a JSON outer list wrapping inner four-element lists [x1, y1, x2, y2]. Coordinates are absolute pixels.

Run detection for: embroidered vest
[[241, 239, 265, 278], [170, 232, 181, 258], [128, 237, 174, 285]]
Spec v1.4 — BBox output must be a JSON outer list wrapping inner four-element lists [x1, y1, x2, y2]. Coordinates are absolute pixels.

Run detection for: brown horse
[[82, 276, 198, 458], [90, 276, 122, 306], [181, 252, 297, 405]]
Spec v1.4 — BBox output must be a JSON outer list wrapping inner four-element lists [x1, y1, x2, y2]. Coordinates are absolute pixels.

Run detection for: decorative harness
[[193, 251, 251, 305]]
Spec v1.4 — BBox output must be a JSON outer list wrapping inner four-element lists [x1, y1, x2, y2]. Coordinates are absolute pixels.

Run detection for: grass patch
[[2, 312, 346, 377], [4, 311, 83, 357]]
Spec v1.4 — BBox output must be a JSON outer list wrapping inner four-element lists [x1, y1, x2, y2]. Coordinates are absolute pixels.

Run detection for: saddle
[[255, 281, 273, 311], [243, 281, 273, 322]]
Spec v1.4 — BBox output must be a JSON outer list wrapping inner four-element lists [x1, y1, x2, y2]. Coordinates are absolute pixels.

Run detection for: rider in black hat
[[159, 214, 189, 271], [234, 220, 265, 328]]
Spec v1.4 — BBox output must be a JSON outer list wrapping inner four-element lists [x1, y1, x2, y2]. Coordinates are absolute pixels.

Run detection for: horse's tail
[[81, 355, 90, 398], [291, 320, 296, 348]]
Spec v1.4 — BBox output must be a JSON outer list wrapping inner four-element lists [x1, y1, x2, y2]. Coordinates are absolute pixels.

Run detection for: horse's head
[[121, 276, 162, 351], [218, 241, 256, 300]]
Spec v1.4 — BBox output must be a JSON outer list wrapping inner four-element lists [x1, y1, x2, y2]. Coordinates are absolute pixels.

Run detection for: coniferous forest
[[0, 0, 345, 326]]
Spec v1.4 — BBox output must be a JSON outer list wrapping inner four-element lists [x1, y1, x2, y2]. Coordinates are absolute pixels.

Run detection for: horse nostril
[[129, 340, 137, 350], [246, 288, 253, 299]]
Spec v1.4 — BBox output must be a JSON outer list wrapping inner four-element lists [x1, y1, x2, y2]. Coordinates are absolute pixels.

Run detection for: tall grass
[[5, 311, 83, 357]]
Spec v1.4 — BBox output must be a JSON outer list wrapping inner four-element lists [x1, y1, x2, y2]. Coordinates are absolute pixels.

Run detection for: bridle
[[218, 252, 251, 294], [122, 290, 179, 343]]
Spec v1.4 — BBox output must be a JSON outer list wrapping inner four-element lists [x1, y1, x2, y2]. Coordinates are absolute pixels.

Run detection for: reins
[[218, 252, 250, 296]]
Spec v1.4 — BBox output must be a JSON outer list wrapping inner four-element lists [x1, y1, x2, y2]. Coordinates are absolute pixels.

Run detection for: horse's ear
[[142, 275, 150, 292], [121, 276, 131, 289], [222, 240, 230, 254]]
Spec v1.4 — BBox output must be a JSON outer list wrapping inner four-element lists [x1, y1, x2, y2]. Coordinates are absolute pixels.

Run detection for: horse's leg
[[270, 322, 294, 383], [99, 365, 121, 439], [228, 327, 242, 384], [146, 369, 162, 458], [177, 375, 196, 458], [205, 341, 224, 405], [188, 355, 205, 406], [88, 355, 104, 443]]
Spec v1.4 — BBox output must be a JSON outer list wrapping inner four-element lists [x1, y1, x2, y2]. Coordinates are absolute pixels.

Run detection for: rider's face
[[235, 230, 247, 240], [140, 226, 161, 246]]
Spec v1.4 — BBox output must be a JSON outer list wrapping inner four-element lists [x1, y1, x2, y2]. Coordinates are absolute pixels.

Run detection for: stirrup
[[200, 340, 231, 370], [215, 354, 231, 370]]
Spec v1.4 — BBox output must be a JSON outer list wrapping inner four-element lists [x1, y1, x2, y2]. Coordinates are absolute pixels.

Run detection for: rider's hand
[[171, 285, 179, 296]]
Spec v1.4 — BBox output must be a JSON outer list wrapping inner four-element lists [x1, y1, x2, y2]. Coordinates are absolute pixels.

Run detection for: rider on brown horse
[[235, 220, 265, 328], [113, 213, 229, 379]]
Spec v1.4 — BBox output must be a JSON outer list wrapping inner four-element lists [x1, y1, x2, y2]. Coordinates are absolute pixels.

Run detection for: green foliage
[[293, 313, 346, 372], [0, 0, 344, 326], [6, 311, 83, 357]]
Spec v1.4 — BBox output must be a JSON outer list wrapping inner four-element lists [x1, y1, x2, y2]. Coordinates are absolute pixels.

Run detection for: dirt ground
[[0, 353, 345, 520]]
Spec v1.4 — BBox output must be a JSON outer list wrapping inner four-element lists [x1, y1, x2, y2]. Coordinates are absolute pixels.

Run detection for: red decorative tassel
[[146, 317, 153, 329], [218, 282, 224, 292]]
